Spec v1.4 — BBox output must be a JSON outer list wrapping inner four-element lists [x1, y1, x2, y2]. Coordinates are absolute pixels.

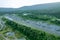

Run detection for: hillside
[[0, 2, 60, 18], [19, 2, 60, 10], [1, 14, 60, 40], [17, 2, 60, 18], [0, 2, 60, 40]]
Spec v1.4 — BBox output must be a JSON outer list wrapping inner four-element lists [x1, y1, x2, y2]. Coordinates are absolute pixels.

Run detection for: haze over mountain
[[0, 2, 60, 16], [19, 2, 60, 10], [18, 2, 60, 18], [0, 8, 17, 12], [0, 2, 60, 11]]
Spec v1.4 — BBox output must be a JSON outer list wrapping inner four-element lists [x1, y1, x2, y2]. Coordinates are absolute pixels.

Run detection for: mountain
[[0, 2, 60, 11], [18, 2, 60, 18], [0, 8, 17, 12], [0, 2, 60, 12], [0, 8, 18, 15], [19, 2, 60, 10], [0, 2, 60, 18]]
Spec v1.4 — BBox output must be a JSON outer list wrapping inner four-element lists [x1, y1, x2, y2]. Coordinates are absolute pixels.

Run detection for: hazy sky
[[0, 0, 60, 8]]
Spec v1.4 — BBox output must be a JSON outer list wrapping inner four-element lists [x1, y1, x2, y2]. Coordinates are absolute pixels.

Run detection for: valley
[[0, 2, 60, 40]]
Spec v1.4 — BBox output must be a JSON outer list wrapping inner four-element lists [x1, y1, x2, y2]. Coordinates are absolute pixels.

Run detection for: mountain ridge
[[19, 2, 60, 10]]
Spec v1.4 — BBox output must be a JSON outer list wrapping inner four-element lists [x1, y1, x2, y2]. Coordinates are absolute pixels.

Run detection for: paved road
[[0, 18, 5, 30], [4, 15, 60, 37]]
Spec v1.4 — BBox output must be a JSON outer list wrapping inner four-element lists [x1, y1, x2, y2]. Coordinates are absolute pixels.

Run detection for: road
[[4, 15, 60, 37], [0, 17, 5, 30]]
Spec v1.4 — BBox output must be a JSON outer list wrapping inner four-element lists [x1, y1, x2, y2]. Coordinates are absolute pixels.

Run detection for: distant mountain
[[0, 2, 60, 12], [0, 8, 17, 12], [19, 2, 60, 18], [0, 8, 18, 15], [0, 2, 60, 18], [19, 2, 60, 10]]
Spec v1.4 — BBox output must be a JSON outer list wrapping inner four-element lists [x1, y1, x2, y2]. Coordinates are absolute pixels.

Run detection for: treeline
[[2, 17, 60, 40], [17, 14, 60, 25], [14, 9, 60, 19]]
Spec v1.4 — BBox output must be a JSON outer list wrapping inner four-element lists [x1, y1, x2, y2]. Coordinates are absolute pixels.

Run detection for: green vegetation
[[16, 13, 60, 25], [14, 10, 60, 19], [2, 17, 60, 40], [0, 3, 60, 40], [1, 9, 60, 40], [0, 24, 26, 40], [0, 17, 26, 40]]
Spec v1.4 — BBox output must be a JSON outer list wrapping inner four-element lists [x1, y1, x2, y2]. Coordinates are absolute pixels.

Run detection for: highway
[[4, 15, 60, 37]]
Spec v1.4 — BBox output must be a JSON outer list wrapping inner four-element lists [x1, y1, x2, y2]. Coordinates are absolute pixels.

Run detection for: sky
[[0, 0, 60, 8]]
